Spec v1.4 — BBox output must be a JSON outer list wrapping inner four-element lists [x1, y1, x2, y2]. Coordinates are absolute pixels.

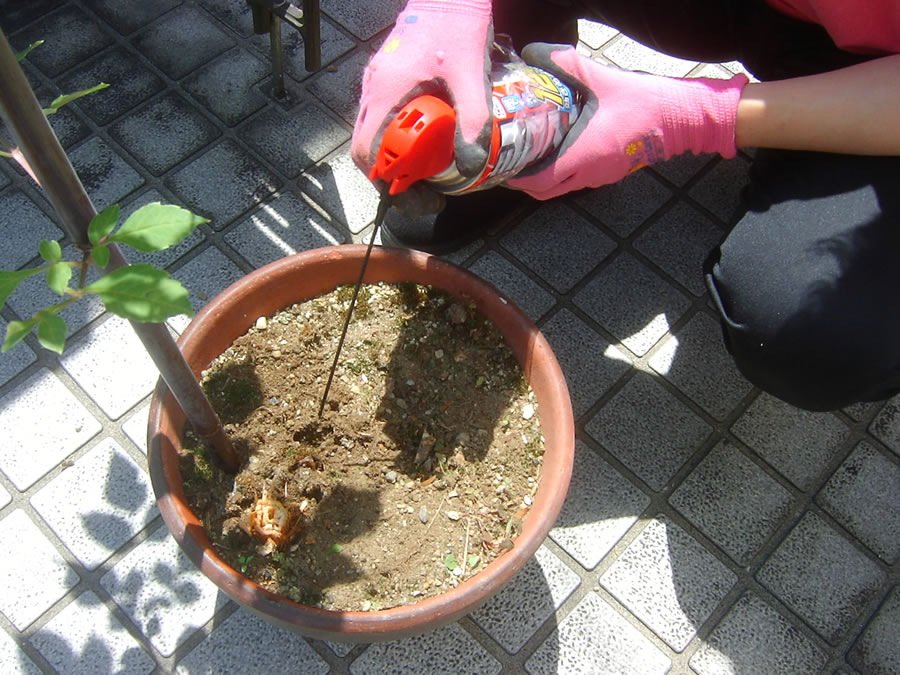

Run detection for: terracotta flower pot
[[147, 245, 574, 642]]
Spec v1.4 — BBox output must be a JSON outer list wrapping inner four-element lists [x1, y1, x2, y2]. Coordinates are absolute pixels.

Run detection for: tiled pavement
[[1, 1, 898, 673]]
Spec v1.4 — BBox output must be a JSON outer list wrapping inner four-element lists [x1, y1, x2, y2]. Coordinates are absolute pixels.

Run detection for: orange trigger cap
[[370, 95, 456, 195]]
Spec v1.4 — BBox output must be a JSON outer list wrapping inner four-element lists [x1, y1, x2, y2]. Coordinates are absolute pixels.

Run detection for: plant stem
[[0, 28, 239, 473]]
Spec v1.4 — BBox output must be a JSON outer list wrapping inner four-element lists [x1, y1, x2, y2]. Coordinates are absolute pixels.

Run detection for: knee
[[706, 260, 900, 411]]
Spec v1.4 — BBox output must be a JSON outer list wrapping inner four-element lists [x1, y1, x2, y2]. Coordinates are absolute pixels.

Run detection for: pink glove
[[352, 0, 494, 183], [507, 44, 750, 200]]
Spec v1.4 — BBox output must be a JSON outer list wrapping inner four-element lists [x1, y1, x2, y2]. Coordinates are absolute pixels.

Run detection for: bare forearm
[[736, 54, 900, 155]]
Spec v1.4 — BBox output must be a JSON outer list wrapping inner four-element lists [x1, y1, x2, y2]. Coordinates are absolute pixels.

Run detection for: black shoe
[[380, 188, 531, 255]]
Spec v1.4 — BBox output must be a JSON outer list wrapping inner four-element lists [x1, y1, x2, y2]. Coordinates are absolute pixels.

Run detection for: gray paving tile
[[817, 441, 900, 564], [30, 590, 155, 675], [250, 17, 356, 81], [0, 317, 36, 387], [308, 50, 370, 124], [501, 203, 616, 294], [586, 373, 711, 491], [0, 369, 101, 490], [100, 525, 228, 658], [168, 247, 245, 333], [541, 309, 632, 418], [83, 0, 181, 36], [321, 0, 405, 41], [467, 252, 555, 322], [121, 404, 150, 455], [731, 393, 851, 491], [0, 190, 62, 270], [758, 512, 885, 644], [110, 93, 221, 176], [600, 516, 736, 650], [68, 137, 145, 212], [176, 608, 329, 674], [11, 5, 114, 77], [869, 394, 900, 457], [0, 509, 80, 630], [240, 104, 351, 178], [602, 36, 697, 77], [577, 19, 619, 50], [45, 103, 93, 150], [196, 0, 256, 38], [323, 640, 354, 657], [349, 622, 501, 674], [183, 48, 269, 126], [574, 252, 691, 357], [649, 311, 752, 419], [690, 592, 827, 674], [549, 442, 648, 569], [843, 400, 880, 423], [59, 316, 161, 419], [299, 149, 380, 234], [849, 586, 900, 675], [526, 592, 670, 674], [689, 157, 751, 222], [57, 47, 166, 125], [0, 625, 41, 674], [669, 440, 794, 565], [574, 171, 672, 239], [651, 152, 716, 187], [0, 167, 9, 189], [0, 483, 9, 510], [166, 140, 281, 230], [31, 438, 158, 570], [634, 200, 724, 296], [225, 192, 344, 268], [7, 242, 105, 338], [472, 546, 580, 653], [133, 4, 235, 80]]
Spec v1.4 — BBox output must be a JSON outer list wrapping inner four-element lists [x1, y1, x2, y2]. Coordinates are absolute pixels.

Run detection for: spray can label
[[460, 62, 579, 193]]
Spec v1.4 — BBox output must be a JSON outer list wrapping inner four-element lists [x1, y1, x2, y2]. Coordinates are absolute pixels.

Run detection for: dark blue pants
[[495, 0, 900, 410]]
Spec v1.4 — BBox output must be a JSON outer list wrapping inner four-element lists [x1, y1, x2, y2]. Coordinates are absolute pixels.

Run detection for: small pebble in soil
[[385, 471, 397, 483], [418, 506, 428, 523], [447, 511, 461, 521]]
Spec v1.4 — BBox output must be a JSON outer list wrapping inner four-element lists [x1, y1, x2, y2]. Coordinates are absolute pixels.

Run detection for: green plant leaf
[[36, 314, 67, 354], [39, 239, 62, 263], [467, 554, 480, 569], [3, 317, 38, 352], [15, 40, 44, 62], [88, 204, 120, 245], [46, 262, 72, 295], [92, 244, 110, 269], [83, 264, 193, 322], [0, 267, 44, 308], [444, 554, 458, 571], [43, 83, 109, 116], [109, 203, 208, 253]]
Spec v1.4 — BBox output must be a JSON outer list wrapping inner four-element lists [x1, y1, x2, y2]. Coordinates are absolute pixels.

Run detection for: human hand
[[507, 44, 749, 200], [352, 0, 495, 214]]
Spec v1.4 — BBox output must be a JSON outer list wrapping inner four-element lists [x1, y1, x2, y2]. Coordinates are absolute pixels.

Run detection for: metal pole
[[269, 12, 286, 97], [303, 0, 321, 72], [0, 29, 239, 473]]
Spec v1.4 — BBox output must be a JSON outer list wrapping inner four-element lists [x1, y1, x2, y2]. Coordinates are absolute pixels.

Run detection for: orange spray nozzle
[[370, 95, 456, 195]]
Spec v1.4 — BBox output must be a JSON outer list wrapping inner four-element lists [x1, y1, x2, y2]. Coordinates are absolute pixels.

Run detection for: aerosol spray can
[[371, 41, 581, 195]]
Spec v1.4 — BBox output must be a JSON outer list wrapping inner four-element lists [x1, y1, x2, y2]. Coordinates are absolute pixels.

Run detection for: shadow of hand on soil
[[372, 283, 527, 472]]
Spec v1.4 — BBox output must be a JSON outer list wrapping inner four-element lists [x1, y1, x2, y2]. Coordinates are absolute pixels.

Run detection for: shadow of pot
[[147, 245, 574, 642]]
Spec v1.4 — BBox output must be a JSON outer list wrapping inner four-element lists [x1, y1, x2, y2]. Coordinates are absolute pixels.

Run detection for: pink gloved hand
[[352, 0, 494, 187], [507, 43, 750, 200]]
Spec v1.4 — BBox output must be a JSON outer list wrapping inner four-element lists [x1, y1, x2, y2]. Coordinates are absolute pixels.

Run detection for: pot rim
[[148, 245, 574, 641]]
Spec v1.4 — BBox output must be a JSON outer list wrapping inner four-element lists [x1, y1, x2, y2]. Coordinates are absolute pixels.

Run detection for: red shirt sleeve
[[766, 0, 900, 54]]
